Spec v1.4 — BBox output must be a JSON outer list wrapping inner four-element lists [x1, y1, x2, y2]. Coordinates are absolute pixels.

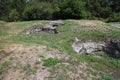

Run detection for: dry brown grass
[[0, 43, 71, 80], [0, 43, 102, 80], [71, 20, 112, 32]]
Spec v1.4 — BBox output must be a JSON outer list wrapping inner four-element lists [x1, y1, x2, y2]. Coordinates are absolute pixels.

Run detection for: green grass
[[43, 58, 61, 67], [0, 20, 120, 79], [100, 72, 118, 80], [2, 61, 11, 67], [0, 60, 11, 80], [22, 64, 37, 75]]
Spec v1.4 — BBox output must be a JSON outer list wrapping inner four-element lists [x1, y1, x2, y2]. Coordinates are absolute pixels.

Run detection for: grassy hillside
[[0, 20, 120, 80]]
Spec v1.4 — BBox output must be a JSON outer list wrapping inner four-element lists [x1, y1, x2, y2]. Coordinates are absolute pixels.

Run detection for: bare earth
[[0, 43, 100, 80]]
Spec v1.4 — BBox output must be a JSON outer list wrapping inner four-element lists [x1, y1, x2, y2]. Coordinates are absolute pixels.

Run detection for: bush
[[86, 0, 112, 19], [108, 13, 120, 22], [23, 2, 53, 20], [56, 0, 86, 19], [9, 9, 20, 21], [0, 16, 9, 22]]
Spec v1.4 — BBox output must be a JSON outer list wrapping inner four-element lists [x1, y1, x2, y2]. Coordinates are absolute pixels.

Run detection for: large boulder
[[104, 39, 120, 58], [72, 38, 105, 54]]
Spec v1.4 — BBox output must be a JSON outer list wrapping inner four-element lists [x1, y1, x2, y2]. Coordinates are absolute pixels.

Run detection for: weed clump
[[43, 58, 61, 67]]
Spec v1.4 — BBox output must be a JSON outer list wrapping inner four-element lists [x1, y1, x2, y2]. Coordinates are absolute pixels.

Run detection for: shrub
[[9, 9, 19, 21], [108, 13, 120, 22], [56, 0, 86, 19], [23, 2, 53, 20]]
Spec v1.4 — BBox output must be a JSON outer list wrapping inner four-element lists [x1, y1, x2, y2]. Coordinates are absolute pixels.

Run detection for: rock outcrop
[[104, 39, 120, 58], [72, 38, 120, 58], [26, 20, 65, 34], [72, 37, 105, 54]]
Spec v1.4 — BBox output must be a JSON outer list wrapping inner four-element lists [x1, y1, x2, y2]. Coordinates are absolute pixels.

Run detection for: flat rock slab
[[50, 20, 65, 27], [72, 38, 105, 54], [109, 23, 120, 28], [26, 20, 65, 34]]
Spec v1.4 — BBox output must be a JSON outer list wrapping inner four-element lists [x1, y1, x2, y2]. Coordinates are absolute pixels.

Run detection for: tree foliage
[[23, 2, 53, 20], [86, 0, 112, 18], [9, 9, 19, 21], [0, 0, 119, 22], [56, 0, 86, 19]]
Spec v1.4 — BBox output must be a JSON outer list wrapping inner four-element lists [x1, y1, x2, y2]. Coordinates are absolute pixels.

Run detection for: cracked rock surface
[[26, 20, 65, 34], [72, 38, 120, 59]]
